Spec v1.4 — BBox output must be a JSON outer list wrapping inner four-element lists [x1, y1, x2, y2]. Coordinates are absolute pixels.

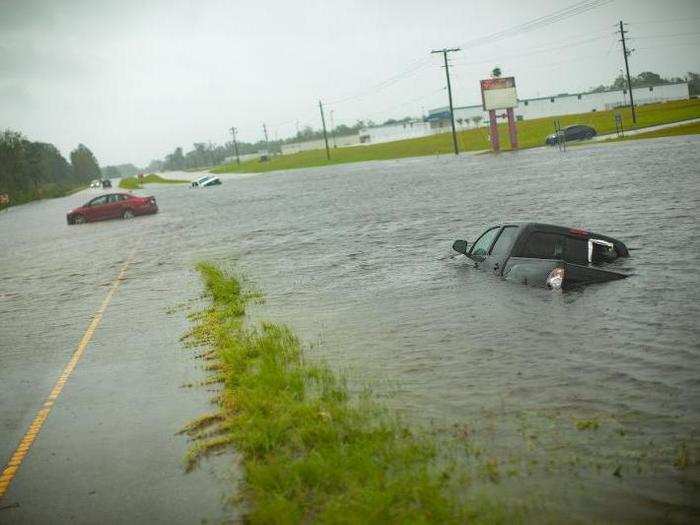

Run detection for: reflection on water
[[1, 136, 699, 521]]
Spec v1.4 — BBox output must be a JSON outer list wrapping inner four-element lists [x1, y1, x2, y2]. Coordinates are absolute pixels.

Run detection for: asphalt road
[[0, 193, 236, 524]]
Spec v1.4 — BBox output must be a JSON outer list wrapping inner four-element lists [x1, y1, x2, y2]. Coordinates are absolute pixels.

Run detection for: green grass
[[212, 99, 700, 174], [602, 120, 700, 142], [183, 263, 513, 524], [118, 173, 189, 189]]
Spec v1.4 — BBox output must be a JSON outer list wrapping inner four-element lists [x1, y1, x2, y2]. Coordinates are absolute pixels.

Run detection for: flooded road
[[1, 135, 699, 522]]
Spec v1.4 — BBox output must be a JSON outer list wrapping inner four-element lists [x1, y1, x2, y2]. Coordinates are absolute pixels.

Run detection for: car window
[[88, 195, 108, 206], [489, 226, 518, 258], [107, 194, 120, 203], [521, 232, 566, 259], [564, 237, 588, 264], [590, 239, 617, 264], [470, 227, 500, 257]]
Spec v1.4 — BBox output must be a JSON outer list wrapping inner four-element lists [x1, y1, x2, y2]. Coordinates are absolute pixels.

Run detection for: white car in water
[[191, 175, 221, 188]]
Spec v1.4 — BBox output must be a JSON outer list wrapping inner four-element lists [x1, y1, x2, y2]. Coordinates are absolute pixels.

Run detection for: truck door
[[481, 225, 519, 275]]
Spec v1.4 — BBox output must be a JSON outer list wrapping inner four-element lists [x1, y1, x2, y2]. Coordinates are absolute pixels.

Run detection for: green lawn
[[602, 120, 700, 142], [118, 173, 189, 189], [212, 99, 700, 174]]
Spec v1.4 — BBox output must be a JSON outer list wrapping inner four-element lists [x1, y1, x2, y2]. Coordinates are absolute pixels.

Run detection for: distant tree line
[[148, 115, 417, 172], [589, 71, 698, 94], [0, 130, 102, 207]]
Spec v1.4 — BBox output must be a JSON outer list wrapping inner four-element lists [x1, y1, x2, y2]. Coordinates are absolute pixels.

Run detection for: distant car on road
[[545, 125, 597, 145], [90, 179, 101, 189], [101, 179, 112, 188], [191, 175, 221, 188], [67, 193, 158, 224], [453, 222, 630, 290]]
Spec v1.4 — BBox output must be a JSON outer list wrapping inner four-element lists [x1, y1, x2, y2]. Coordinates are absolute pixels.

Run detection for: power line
[[324, 1, 614, 111], [327, 60, 433, 106], [629, 16, 700, 25], [457, 0, 614, 50], [450, 33, 612, 68], [633, 31, 700, 39]]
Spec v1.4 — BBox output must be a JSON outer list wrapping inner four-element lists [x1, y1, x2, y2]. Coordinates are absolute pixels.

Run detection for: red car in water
[[67, 193, 158, 224]]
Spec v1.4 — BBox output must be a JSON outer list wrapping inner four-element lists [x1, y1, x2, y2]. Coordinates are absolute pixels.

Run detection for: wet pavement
[[1, 134, 699, 522]]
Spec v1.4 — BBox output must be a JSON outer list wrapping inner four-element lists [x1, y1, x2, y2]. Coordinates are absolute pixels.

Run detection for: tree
[[70, 144, 101, 182], [1, 129, 77, 205], [492, 67, 502, 78], [164, 146, 185, 171], [636, 71, 663, 86], [612, 74, 627, 90], [471, 116, 483, 127]]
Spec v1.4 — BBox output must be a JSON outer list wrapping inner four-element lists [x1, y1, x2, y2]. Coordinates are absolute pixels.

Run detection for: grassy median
[[182, 263, 512, 524], [118, 173, 189, 189], [212, 99, 700, 174]]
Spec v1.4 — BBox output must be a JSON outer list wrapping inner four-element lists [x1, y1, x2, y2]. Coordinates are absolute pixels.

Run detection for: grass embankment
[[603, 120, 700, 142], [182, 263, 509, 524], [212, 99, 700, 174], [118, 173, 189, 189]]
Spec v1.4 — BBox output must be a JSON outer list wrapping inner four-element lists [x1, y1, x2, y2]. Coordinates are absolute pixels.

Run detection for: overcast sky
[[1, 0, 698, 166]]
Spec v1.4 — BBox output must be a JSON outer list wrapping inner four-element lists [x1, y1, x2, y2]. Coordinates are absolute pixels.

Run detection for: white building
[[429, 82, 690, 127], [277, 82, 690, 154], [223, 153, 260, 164], [358, 120, 436, 144], [281, 134, 359, 155]]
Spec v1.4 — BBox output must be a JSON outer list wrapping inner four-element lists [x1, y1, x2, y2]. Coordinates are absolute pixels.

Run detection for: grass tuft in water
[[574, 419, 600, 431], [184, 262, 512, 523], [118, 173, 189, 189]]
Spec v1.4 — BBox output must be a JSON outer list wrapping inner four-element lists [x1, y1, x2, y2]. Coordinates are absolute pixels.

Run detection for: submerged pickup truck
[[452, 223, 630, 290]]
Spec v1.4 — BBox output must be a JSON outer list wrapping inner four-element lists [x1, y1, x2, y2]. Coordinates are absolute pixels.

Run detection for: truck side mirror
[[452, 239, 469, 254]]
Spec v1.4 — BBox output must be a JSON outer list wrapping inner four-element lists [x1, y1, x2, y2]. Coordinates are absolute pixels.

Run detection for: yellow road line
[[0, 252, 137, 499]]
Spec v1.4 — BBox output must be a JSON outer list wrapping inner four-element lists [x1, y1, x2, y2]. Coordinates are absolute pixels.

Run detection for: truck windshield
[[489, 226, 518, 258], [470, 227, 500, 257]]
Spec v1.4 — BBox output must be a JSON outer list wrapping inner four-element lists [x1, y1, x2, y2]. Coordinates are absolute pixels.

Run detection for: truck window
[[521, 232, 566, 259], [470, 227, 500, 257], [589, 239, 617, 264], [564, 236, 588, 264], [489, 226, 518, 258]]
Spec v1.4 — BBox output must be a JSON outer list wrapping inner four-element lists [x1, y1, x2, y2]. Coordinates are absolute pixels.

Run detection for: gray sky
[[1, 0, 698, 166]]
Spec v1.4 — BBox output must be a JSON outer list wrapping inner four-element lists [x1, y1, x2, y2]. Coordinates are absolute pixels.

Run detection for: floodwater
[[1, 135, 699, 523]]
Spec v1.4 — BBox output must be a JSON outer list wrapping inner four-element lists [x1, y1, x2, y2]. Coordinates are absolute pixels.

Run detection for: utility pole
[[330, 109, 337, 148], [431, 47, 461, 155], [318, 100, 331, 160], [262, 123, 269, 151], [619, 21, 636, 124], [229, 126, 240, 165]]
